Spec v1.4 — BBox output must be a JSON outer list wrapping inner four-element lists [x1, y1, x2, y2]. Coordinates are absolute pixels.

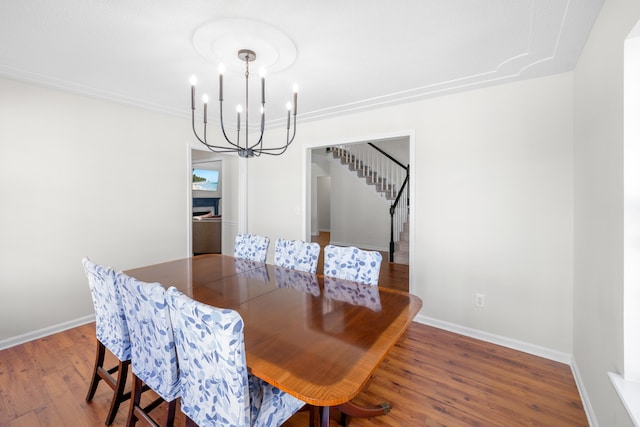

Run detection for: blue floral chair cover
[[116, 273, 180, 425], [82, 257, 132, 425], [324, 277, 381, 311], [83, 257, 131, 361], [274, 239, 321, 274], [234, 233, 270, 262], [323, 245, 383, 286], [166, 287, 304, 427], [274, 265, 320, 296]]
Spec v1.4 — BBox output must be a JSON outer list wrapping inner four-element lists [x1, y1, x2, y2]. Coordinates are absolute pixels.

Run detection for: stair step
[[396, 240, 409, 252], [331, 147, 411, 266], [393, 251, 409, 265]]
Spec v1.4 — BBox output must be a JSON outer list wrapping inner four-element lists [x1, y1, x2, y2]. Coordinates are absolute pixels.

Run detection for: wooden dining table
[[124, 254, 422, 426]]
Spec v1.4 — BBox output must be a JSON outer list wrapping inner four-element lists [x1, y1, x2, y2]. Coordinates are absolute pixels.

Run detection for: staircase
[[330, 145, 409, 265], [394, 220, 410, 265]]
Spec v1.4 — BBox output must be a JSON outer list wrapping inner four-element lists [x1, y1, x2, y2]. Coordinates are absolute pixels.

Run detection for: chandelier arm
[[251, 114, 297, 154], [249, 101, 266, 151], [218, 100, 243, 150], [248, 126, 267, 151], [192, 109, 245, 152]]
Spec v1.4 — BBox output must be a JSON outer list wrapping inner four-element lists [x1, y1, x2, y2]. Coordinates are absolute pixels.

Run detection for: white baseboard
[[572, 357, 598, 427], [0, 314, 95, 351], [413, 315, 597, 426], [414, 314, 572, 364]]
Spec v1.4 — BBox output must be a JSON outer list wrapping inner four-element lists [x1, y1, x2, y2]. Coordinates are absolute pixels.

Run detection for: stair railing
[[331, 143, 409, 262]]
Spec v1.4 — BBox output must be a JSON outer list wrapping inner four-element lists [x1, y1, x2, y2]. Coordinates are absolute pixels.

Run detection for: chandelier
[[190, 49, 298, 158]]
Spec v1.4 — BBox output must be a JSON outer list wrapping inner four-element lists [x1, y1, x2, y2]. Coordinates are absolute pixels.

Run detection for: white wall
[[573, 0, 640, 425], [0, 62, 575, 386], [247, 72, 574, 355], [317, 176, 330, 232], [329, 156, 389, 251], [0, 77, 191, 344]]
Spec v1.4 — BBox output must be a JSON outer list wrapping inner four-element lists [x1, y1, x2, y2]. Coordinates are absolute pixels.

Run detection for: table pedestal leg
[[335, 401, 391, 426], [320, 406, 331, 427]]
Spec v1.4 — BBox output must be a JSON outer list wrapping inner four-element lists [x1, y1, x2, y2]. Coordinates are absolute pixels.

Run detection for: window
[[611, 19, 640, 426]]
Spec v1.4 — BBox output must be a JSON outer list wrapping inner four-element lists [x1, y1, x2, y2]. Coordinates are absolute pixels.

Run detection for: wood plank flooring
[[0, 322, 588, 426], [0, 240, 587, 426]]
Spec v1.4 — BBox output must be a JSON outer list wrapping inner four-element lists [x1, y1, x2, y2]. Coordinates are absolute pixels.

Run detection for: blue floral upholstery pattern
[[235, 258, 270, 283], [274, 239, 321, 274], [116, 273, 180, 402], [274, 265, 320, 296], [323, 245, 383, 286], [166, 287, 304, 427], [324, 277, 381, 311], [234, 233, 270, 262], [82, 257, 131, 361]]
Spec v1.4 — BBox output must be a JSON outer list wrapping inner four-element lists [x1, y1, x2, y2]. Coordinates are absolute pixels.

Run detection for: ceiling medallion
[[192, 18, 297, 72]]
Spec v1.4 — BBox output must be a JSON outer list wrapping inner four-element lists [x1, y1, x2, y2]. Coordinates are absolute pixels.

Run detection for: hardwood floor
[[0, 326, 588, 426], [0, 244, 587, 426], [312, 232, 409, 293]]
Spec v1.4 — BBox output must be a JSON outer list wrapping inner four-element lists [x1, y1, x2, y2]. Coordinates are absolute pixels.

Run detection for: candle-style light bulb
[[259, 67, 266, 104], [218, 64, 225, 101], [190, 75, 197, 109], [292, 84, 298, 116], [236, 105, 242, 131], [202, 94, 209, 124]]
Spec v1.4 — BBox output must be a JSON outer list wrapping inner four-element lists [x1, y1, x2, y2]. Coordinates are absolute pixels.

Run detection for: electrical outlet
[[475, 293, 485, 308]]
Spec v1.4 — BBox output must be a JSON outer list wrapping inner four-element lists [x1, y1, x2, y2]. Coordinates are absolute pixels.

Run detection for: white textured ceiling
[[0, 0, 602, 128]]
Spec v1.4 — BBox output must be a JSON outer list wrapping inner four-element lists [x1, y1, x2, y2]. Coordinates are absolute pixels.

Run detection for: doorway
[[191, 150, 222, 255], [306, 133, 414, 292]]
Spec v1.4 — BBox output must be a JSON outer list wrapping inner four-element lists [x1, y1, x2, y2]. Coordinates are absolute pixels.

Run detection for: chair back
[[166, 287, 251, 426], [274, 238, 321, 273], [234, 233, 270, 262], [323, 245, 383, 286], [82, 257, 131, 361], [116, 273, 180, 402]]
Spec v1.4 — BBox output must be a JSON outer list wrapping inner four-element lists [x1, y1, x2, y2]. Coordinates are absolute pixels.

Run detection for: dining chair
[[166, 286, 306, 427], [322, 245, 385, 426], [82, 257, 132, 425], [234, 233, 270, 262], [117, 273, 180, 427], [274, 238, 321, 274], [323, 244, 383, 286]]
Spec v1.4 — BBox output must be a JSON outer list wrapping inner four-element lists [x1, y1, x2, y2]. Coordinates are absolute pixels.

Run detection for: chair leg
[[301, 404, 319, 427], [127, 373, 177, 427], [86, 339, 132, 425], [160, 399, 177, 427], [184, 416, 198, 427], [86, 339, 106, 402], [105, 359, 130, 425], [340, 411, 348, 427], [126, 374, 144, 427]]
